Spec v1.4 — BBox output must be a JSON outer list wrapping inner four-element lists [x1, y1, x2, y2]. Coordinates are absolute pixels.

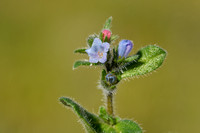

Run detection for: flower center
[[98, 52, 103, 58]]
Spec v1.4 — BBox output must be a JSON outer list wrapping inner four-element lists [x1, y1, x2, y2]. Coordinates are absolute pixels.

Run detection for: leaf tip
[[59, 97, 70, 107]]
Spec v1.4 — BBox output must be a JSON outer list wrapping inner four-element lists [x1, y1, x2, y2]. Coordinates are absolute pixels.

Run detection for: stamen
[[98, 52, 103, 58]]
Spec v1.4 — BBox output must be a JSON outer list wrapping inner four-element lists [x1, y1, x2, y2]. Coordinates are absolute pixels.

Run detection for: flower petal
[[86, 48, 98, 57], [118, 43, 126, 57], [102, 42, 110, 52], [99, 53, 107, 63], [93, 38, 102, 46], [89, 57, 99, 63], [86, 38, 110, 63], [85, 48, 91, 54], [124, 43, 133, 57]]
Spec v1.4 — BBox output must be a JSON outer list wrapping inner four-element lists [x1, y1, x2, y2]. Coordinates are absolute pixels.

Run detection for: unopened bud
[[118, 40, 133, 58], [102, 29, 111, 42]]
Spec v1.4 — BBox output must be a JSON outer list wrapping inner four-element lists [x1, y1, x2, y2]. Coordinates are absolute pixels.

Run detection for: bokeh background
[[0, 0, 200, 133]]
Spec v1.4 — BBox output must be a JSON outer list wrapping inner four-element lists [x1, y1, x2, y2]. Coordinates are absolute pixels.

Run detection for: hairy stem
[[107, 92, 114, 116]]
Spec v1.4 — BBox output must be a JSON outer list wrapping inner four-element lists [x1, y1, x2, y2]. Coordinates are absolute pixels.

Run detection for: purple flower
[[118, 40, 133, 58], [86, 38, 110, 63]]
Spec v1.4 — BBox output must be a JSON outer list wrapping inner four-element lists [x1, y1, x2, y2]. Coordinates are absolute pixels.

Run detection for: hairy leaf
[[117, 55, 138, 64], [60, 97, 115, 133], [115, 120, 142, 133], [110, 35, 119, 42], [73, 61, 98, 69], [60, 97, 143, 133], [124, 55, 139, 63], [99, 32, 103, 42], [121, 45, 167, 78], [104, 16, 112, 30], [74, 48, 87, 54], [99, 106, 117, 125]]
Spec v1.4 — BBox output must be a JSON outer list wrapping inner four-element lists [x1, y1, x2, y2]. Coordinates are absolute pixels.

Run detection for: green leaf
[[117, 54, 139, 64], [121, 45, 167, 78], [73, 61, 98, 69], [74, 48, 87, 54], [115, 120, 142, 133], [87, 34, 98, 47], [60, 97, 143, 133], [101, 69, 106, 80], [99, 106, 117, 125], [60, 97, 115, 133], [110, 35, 119, 42], [117, 57, 125, 63], [103, 16, 112, 30], [113, 47, 118, 62], [99, 32, 103, 42], [104, 36, 108, 42], [124, 55, 139, 63]]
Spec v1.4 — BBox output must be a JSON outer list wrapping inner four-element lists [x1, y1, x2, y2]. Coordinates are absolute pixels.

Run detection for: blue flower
[[106, 73, 117, 85], [86, 38, 110, 63], [118, 40, 133, 58]]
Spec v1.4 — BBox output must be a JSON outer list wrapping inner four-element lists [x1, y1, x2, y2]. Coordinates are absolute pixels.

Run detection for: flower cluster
[[86, 38, 133, 64], [74, 17, 136, 91], [73, 17, 166, 92]]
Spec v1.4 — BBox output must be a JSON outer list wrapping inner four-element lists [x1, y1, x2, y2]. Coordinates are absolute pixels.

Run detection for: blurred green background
[[0, 0, 200, 133]]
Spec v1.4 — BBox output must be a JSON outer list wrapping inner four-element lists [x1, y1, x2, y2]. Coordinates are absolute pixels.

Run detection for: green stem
[[107, 92, 114, 116]]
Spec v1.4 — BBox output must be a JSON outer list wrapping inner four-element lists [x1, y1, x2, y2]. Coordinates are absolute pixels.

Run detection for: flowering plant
[[60, 17, 167, 133]]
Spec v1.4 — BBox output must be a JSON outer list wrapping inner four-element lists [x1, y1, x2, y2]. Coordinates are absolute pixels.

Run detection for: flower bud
[[106, 73, 117, 85], [102, 29, 111, 41], [118, 40, 133, 58]]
